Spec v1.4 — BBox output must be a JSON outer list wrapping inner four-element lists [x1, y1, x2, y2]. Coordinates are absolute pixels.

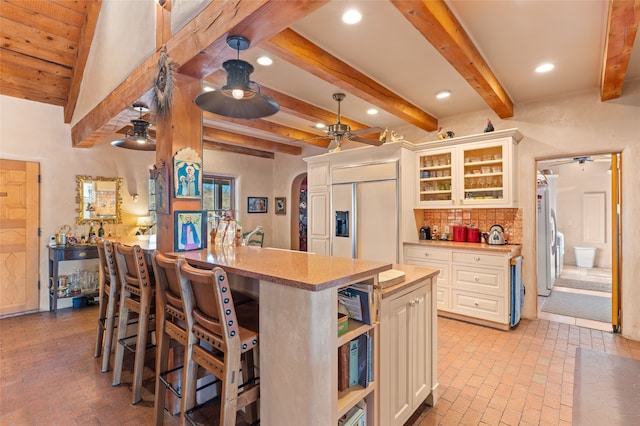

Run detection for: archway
[[290, 173, 307, 251]]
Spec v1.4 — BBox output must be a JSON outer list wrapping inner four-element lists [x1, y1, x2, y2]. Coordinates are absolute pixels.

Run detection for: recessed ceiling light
[[535, 63, 554, 73], [367, 108, 378, 115], [436, 90, 451, 99], [315, 123, 326, 129], [256, 56, 273, 66], [342, 9, 362, 24]]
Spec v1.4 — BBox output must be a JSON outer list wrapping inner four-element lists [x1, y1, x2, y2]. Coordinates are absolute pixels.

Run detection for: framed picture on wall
[[173, 147, 202, 199], [150, 162, 170, 214], [275, 197, 286, 215], [248, 196, 268, 213], [174, 210, 207, 252]]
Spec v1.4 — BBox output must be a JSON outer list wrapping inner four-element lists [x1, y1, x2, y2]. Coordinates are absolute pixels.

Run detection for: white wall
[[426, 81, 640, 341], [550, 160, 612, 268], [1, 96, 156, 311]]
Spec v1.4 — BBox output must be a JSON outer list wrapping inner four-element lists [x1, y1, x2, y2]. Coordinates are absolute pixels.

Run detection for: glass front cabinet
[[416, 130, 522, 208]]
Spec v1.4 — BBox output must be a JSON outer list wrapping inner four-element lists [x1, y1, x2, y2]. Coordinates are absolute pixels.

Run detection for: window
[[202, 175, 235, 221]]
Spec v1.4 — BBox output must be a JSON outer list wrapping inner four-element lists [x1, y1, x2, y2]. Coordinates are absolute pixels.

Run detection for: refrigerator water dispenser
[[335, 211, 349, 237]]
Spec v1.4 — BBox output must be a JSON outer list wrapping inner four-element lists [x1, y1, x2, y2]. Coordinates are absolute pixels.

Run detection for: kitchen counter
[[405, 240, 522, 257], [175, 245, 392, 291]]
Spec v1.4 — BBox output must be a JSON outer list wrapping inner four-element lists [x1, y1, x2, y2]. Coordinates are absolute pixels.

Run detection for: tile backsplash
[[419, 208, 522, 244]]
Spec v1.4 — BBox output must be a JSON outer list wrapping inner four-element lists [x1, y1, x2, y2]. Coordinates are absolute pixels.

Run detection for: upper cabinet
[[415, 129, 522, 208]]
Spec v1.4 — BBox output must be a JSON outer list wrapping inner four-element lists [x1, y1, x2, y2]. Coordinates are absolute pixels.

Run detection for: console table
[[48, 245, 98, 316]]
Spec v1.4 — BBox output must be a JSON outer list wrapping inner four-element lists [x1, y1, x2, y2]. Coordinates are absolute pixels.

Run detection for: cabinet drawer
[[452, 251, 505, 268], [452, 266, 505, 295], [406, 259, 449, 287], [63, 246, 98, 260], [452, 290, 506, 323], [436, 286, 450, 311], [405, 246, 449, 262]]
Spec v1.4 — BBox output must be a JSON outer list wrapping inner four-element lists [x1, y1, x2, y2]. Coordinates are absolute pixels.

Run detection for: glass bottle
[[88, 222, 96, 243], [98, 221, 105, 238]]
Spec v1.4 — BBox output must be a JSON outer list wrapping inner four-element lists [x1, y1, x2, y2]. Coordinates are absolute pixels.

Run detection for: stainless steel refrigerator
[[537, 183, 559, 296], [331, 162, 398, 264]]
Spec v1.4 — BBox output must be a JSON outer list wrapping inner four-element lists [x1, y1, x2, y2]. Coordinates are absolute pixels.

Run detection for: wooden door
[[0, 159, 40, 316]]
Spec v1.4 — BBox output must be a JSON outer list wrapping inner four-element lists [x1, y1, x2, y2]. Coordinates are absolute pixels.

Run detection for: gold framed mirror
[[75, 175, 123, 224]]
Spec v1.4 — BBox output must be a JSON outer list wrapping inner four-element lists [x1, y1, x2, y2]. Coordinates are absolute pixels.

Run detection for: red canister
[[467, 227, 481, 243], [453, 226, 468, 242]]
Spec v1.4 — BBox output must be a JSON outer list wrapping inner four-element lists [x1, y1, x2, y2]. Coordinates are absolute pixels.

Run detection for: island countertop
[[174, 246, 393, 291]]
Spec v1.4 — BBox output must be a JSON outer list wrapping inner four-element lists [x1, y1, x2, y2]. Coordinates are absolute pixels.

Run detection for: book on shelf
[[338, 332, 371, 392], [338, 285, 372, 325], [338, 342, 350, 392], [338, 404, 365, 426]]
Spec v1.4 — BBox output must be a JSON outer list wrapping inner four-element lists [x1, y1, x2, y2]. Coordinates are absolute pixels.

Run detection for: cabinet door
[[307, 161, 330, 191], [416, 148, 455, 207], [308, 191, 329, 255], [410, 283, 432, 409]]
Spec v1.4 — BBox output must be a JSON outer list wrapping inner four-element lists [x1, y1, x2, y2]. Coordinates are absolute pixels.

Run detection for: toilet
[[574, 246, 597, 268]]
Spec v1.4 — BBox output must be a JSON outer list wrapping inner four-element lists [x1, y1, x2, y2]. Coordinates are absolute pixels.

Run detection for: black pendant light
[[194, 35, 280, 119], [111, 104, 156, 151]]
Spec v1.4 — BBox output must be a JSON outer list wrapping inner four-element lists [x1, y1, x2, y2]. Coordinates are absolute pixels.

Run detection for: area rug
[[573, 348, 640, 425], [554, 277, 611, 293], [541, 290, 610, 322]]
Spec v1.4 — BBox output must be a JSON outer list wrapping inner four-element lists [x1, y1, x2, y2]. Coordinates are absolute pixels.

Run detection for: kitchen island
[[176, 245, 428, 425]]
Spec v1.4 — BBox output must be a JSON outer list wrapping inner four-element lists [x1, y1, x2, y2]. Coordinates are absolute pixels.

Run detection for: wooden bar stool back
[[151, 251, 188, 425], [94, 238, 121, 373], [179, 263, 260, 426], [112, 243, 156, 405]]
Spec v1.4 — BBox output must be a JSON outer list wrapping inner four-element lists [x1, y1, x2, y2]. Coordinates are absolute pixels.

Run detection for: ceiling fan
[[300, 93, 384, 152], [543, 155, 611, 167]]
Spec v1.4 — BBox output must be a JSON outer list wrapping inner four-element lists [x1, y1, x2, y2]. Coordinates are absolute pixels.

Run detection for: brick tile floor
[[1, 306, 639, 425]]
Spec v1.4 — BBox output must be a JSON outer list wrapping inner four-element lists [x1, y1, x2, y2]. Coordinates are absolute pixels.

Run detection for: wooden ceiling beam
[[71, 0, 326, 148], [177, 1, 329, 79], [600, 0, 640, 101], [203, 111, 327, 147], [202, 127, 302, 155], [203, 140, 275, 159], [64, 0, 101, 124], [262, 28, 439, 132], [390, 0, 513, 119]]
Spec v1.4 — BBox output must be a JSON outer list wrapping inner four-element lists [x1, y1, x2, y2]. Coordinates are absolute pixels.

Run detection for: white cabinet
[[380, 276, 435, 426], [306, 161, 330, 255], [415, 129, 522, 208], [404, 242, 518, 330]]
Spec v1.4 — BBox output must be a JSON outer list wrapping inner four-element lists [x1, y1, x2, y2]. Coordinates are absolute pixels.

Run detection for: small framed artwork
[[150, 162, 170, 214], [173, 147, 202, 199], [174, 210, 207, 252], [247, 196, 268, 214], [275, 197, 286, 215]]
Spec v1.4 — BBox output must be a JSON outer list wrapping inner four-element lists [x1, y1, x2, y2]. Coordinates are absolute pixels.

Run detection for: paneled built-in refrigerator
[[331, 162, 398, 264]]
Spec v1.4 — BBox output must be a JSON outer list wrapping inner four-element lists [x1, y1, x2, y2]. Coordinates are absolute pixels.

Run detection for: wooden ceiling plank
[[600, 0, 640, 101], [0, 62, 69, 99], [390, 0, 514, 119], [202, 127, 302, 155], [0, 49, 73, 78], [177, 0, 329, 79], [0, 83, 65, 106], [64, 0, 101, 123], [0, 17, 78, 67], [263, 28, 439, 132], [0, 1, 81, 42], [72, 0, 326, 148], [7, 0, 86, 28], [203, 140, 275, 159]]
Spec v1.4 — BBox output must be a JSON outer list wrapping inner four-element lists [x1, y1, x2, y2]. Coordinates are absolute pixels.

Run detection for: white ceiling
[[218, 0, 639, 145]]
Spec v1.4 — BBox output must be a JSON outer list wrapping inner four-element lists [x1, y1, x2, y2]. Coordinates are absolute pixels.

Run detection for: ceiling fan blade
[[349, 135, 383, 146], [350, 126, 383, 136], [296, 134, 331, 142]]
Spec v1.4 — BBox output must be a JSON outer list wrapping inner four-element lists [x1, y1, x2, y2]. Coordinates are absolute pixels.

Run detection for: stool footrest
[[117, 334, 156, 354], [159, 365, 183, 398]]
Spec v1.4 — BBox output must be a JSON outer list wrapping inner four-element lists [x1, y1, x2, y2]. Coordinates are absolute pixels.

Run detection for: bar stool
[[112, 243, 156, 405], [179, 263, 260, 426], [94, 238, 121, 373], [151, 251, 188, 425]]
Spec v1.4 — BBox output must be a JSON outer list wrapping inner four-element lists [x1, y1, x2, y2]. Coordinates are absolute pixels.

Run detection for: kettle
[[483, 224, 506, 245]]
